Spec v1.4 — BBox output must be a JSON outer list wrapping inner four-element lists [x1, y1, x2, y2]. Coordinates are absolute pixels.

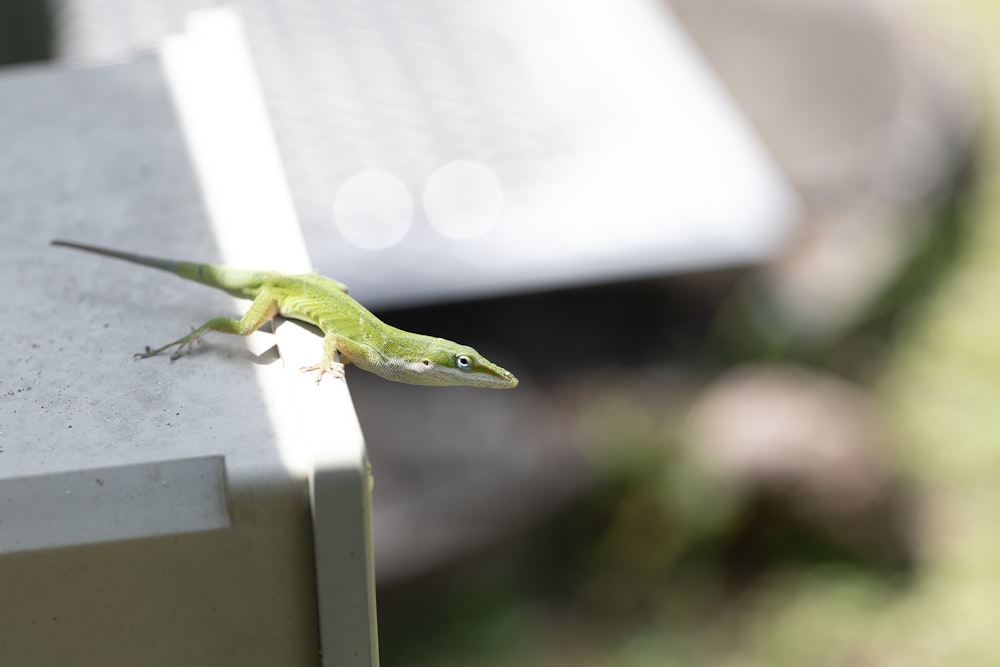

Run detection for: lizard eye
[[455, 354, 473, 370]]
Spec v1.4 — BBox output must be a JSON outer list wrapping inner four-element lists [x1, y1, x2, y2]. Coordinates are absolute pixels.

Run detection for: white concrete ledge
[[0, 456, 230, 554], [0, 8, 376, 666]]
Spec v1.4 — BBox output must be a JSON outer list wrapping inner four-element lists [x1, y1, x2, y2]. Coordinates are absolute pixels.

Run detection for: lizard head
[[405, 339, 519, 388]]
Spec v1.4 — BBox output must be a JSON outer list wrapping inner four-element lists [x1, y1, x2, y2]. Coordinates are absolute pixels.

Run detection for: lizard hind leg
[[135, 291, 279, 362], [135, 325, 208, 361]]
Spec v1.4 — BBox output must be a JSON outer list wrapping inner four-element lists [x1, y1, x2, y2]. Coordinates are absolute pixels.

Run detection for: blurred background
[[4, 0, 999, 664]]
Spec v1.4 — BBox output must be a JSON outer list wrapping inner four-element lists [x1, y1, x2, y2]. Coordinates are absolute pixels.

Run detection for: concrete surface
[[0, 9, 375, 666]]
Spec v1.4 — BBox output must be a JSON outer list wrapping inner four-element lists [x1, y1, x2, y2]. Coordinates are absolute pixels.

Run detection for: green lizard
[[52, 240, 518, 388]]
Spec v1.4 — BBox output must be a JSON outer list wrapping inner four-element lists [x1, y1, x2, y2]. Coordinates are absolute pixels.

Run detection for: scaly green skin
[[52, 240, 518, 388]]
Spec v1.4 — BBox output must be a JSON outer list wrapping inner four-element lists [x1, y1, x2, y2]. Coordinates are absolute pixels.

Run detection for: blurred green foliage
[[382, 2, 1000, 665]]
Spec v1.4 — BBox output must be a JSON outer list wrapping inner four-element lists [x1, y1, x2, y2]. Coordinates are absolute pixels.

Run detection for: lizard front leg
[[300, 332, 349, 384], [136, 290, 279, 361]]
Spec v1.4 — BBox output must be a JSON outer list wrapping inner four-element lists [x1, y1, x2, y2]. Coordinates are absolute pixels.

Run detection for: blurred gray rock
[[686, 364, 913, 565]]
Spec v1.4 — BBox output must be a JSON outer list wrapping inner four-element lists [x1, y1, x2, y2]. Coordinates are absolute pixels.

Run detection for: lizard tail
[[51, 240, 182, 274]]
